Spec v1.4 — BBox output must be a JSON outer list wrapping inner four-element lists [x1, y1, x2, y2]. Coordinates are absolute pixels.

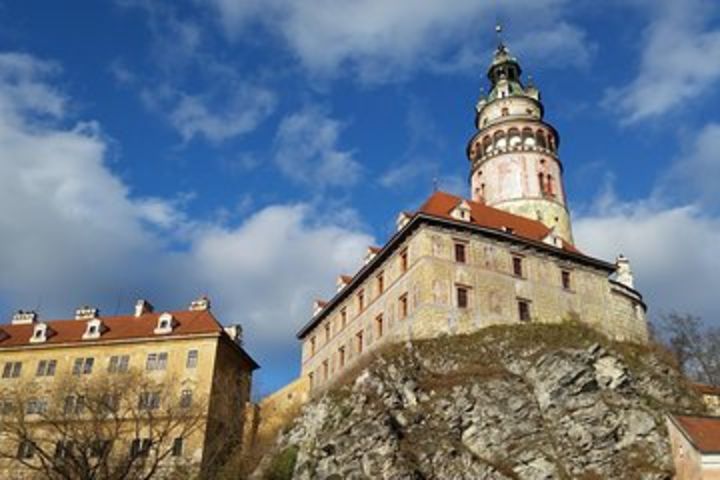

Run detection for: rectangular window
[[562, 270, 572, 290], [308, 372, 314, 391], [55, 440, 73, 459], [377, 272, 385, 294], [310, 337, 317, 357], [340, 308, 347, 329], [3, 361, 22, 379], [456, 286, 469, 309], [36, 359, 57, 377], [375, 314, 384, 338], [356, 331, 364, 354], [357, 290, 365, 312], [186, 350, 198, 369], [324, 323, 331, 343], [27, 398, 47, 415], [180, 389, 193, 409], [454, 243, 467, 263], [108, 355, 129, 373], [72, 358, 94, 376], [512, 256, 524, 277], [172, 438, 183, 457], [146, 352, 168, 371], [90, 440, 110, 458], [322, 360, 329, 381], [338, 347, 346, 368], [102, 394, 119, 413], [399, 294, 408, 319], [130, 438, 151, 457], [139, 392, 161, 410], [64, 395, 85, 415], [400, 248, 408, 273], [518, 299, 531, 322]]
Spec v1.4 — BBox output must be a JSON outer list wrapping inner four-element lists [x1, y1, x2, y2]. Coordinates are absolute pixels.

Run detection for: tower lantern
[[467, 30, 573, 244]]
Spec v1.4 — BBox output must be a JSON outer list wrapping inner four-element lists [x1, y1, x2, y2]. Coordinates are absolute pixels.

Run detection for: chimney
[[189, 296, 211, 312], [134, 299, 154, 317], [336, 275, 352, 292], [223, 324, 243, 345], [12, 310, 37, 325], [364, 246, 381, 265], [615, 254, 634, 289], [75, 306, 99, 321]]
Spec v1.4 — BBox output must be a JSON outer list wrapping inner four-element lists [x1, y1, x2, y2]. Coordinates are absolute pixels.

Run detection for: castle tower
[[467, 28, 573, 244]]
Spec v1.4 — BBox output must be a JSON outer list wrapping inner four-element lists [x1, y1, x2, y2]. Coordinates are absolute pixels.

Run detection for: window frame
[[454, 242, 467, 264], [186, 349, 198, 369]]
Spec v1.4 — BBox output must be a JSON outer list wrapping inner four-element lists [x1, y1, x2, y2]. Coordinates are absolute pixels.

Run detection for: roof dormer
[[312, 300, 327, 317], [396, 212, 412, 231], [450, 200, 472, 222], [336, 275, 352, 292], [29, 322, 52, 344], [364, 246, 381, 265], [82, 318, 105, 340], [134, 299, 154, 317], [154, 312, 176, 335], [12, 310, 37, 325]]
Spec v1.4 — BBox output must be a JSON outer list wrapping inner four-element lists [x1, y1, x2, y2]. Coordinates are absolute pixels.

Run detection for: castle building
[[296, 36, 649, 393], [0, 297, 258, 477]]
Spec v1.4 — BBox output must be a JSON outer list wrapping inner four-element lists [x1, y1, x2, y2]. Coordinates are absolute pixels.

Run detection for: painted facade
[[0, 298, 258, 477]]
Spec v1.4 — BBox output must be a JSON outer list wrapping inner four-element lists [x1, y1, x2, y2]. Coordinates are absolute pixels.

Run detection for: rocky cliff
[[254, 323, 705, 480]]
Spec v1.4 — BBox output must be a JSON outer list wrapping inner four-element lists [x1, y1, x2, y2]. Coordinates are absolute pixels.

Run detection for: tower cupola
[[467, 25, 574, 244]]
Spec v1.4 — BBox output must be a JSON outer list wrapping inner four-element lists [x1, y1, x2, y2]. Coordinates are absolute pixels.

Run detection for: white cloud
[[604, 0, 720, 123], [206, 0, 593, 82], [273, 107, 362, 187], [0, 51, 373, 386], [575, 199, 720, 323], [141, 83, 276, 143]]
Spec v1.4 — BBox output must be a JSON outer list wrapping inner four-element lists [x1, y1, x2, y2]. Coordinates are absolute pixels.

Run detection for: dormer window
[[450, 200, 472, 222], [154, 313, 175, 335], [82, 318, 104, 340], [30, 323, 50, 344]]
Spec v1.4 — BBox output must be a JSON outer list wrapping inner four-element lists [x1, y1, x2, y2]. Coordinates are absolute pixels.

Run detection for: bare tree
[[656, 313, 720, 385], [0, 369, 207, 480]]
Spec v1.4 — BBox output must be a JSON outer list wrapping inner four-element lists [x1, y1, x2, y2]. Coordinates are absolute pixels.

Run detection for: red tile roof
[[672, 414, 720, 453], [0, 310, 224, 348], [417, 191, 580, 253], [695, 383, 720, 396], [368, 246, 381, 254], [339, 275, 353, 283]]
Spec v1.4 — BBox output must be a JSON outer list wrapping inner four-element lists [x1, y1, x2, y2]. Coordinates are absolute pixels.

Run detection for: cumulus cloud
[[273, 106, 362, 187], [604, 0, 720, 123], [0, 51, 372, 387], [206, 0, 594, 82]]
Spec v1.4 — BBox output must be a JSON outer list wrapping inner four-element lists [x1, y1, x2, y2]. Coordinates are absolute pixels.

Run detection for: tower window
[[399, 248, 408, 273], [518, 299, 531, 322], [454, 242, 467, 263], [501, 107, 509, 116]]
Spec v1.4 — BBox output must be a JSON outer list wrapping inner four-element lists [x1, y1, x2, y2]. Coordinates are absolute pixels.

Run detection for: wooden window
[[108, 355, 130, 373], [338, 347, 346, 368], [172, 438, 183, 457], [340, 308, 347, 329], [375, 314, 384, 338], [377, 272, 385, 294], [356, 331, 364, 354], [145, 353, 167, 371], [518, 299, 531, 322], [456, 286, 469, 309], [138, 391, 161, 411], [562, 270, 572, 290], [36, 360, 57, 377], [512, 256, 523, 277], [454, 243, 467, 263], [180, 390, 193, 409], [3, 361, 22, 379], [357, 290, 365, 312], [400, 248, 408, 273], [399, 294, 408, 319], [73, 357, 94, 376]]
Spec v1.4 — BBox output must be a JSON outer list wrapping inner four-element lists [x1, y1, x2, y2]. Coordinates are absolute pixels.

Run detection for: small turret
[[615, 254, 635, 289]]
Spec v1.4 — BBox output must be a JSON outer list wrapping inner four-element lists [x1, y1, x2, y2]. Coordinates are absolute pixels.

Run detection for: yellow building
[[0, 297, 258, 478]]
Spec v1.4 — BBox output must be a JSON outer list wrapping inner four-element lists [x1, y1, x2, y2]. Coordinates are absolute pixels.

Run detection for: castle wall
[[300, 222, 648, 394]]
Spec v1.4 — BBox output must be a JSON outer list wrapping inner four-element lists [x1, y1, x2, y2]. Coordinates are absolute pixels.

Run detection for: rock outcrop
[[255, 323, 704, 480]]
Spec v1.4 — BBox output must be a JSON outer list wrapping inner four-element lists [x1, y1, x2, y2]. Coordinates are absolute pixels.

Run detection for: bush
[[265, 446, 299, 480]]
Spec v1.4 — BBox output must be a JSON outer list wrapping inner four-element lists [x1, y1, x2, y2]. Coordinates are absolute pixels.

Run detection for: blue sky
[[1, 0, 719, 394]]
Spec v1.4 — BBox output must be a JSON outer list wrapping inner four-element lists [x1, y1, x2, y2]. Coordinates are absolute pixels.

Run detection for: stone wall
[[299, 222, 648, 394]]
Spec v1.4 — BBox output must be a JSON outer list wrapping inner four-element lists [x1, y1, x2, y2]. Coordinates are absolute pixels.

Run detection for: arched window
[[536, 130, 547, 149], [546, 175, 555, 196], [493, 130, 506, 150], [508, 128, 521, 148], [501, 107, 509, 116], [538, 173, 545, 193], [548, 134, 555, 152], [483, 136, 492, 154], [522, 128, 534, 148]]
